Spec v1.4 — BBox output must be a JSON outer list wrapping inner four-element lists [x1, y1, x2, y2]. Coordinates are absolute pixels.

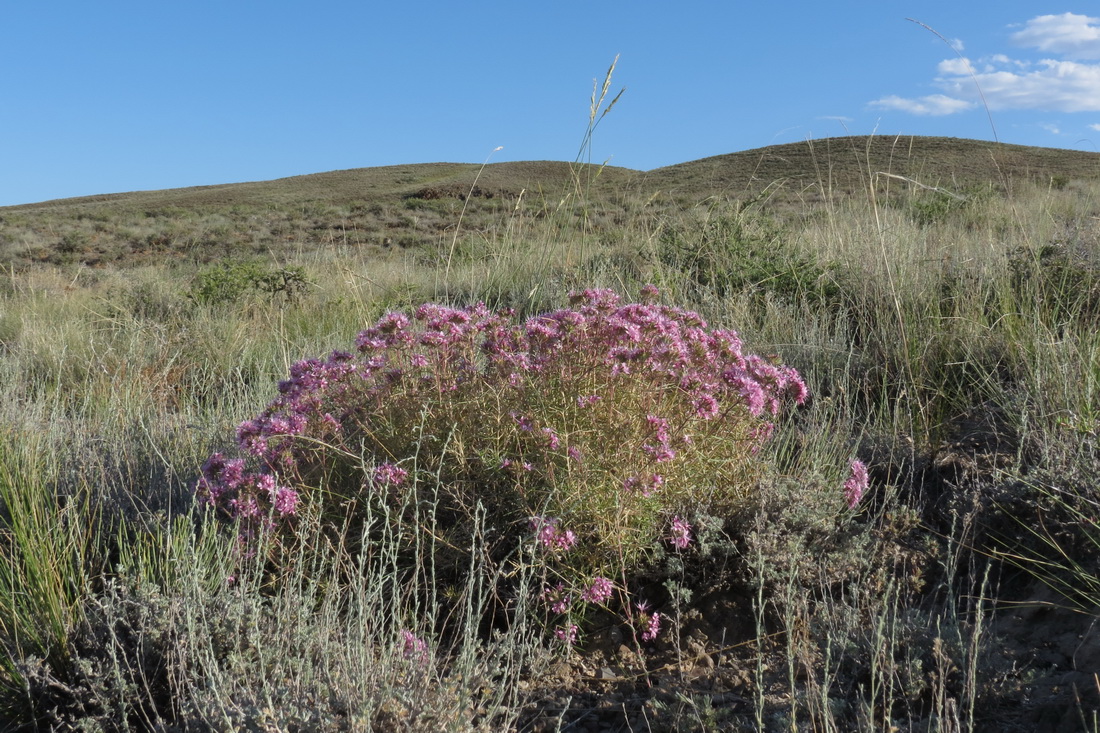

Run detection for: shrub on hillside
[[195, 287, 819, 643], [658, 211, 841, 307], [187, 260, 309, 305]]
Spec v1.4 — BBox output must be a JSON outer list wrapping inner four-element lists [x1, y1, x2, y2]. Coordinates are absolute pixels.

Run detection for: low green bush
[[659, 209, 841, 307], [187, 260, 309, 306]]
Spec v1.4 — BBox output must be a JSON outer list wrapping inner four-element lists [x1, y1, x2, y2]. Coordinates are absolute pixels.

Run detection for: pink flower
[[844, 459, 869, 508], [692, 394, 720, 419], [272, 487, 299, 515], [667, 516, 692, 549], [236, 420, 266, 456], [635, 601, 662, 642], [530, 516, 576, 551], [555, 624, 579, 646], [542, 583, 572, 614], [373, 462, 409, 488], [645, 446, 677, 463], [581, 576, 615, 605], [399, 629, 429, 664], [643, 415, 676, 462], [541, 426, 560, 450], [623, 473, 664, 498], [724, 372, 766, 416], [782, 367, 809, 405], [510, 412, 534, 431], [645, 415, 670, 442]]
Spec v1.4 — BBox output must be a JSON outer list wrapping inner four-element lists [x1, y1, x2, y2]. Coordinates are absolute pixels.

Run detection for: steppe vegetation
[[2, 127, 1100, 731]]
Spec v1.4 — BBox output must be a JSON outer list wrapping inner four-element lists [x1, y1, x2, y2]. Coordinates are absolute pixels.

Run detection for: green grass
[[0, 430, 93, 722], [2, 134, 1100, 729]]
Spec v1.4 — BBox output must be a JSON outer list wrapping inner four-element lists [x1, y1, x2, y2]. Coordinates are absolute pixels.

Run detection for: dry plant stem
[[965, 565, 992, 732], [752, 529, 768, 731], [443, 145, 503, 297], [867, 135, 919, 435], [906, 18, 999, 144], [872, 171, 968, 201]]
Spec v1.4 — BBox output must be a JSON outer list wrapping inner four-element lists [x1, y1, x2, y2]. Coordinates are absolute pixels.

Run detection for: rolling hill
[[2, 135, 1098, 268]]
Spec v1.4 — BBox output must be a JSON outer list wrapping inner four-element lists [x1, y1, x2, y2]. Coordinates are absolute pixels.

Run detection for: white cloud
[[937, 57, 974, 76], [1039, 122, 1062, 135], [1090, 123, 1100, 131], [873, 14, 1100, 116], [1011, 13, 1100, 60], [868, 94, 975, 116], [940, 59, 1100, 113]]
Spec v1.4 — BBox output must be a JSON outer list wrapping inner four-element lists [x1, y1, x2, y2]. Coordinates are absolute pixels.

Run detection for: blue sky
[[2, 2, 1099, 207]]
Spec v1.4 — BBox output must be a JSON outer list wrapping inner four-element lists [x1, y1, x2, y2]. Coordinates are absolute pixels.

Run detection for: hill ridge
[[5, 135, 1099, 212]]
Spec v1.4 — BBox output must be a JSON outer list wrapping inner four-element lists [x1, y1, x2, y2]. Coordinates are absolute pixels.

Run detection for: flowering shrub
[[195, 287, 813, 643]]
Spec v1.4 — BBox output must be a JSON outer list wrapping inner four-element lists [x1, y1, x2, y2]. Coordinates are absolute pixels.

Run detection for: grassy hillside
[[1, 136, 1099, 730], [3, 135, 1097, 269], [644, 135, 1100, 200]]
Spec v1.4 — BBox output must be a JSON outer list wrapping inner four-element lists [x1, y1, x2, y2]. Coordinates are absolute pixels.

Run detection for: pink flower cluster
[[193, 286, 811, 637], [622, 473, 664, 498], [542, 576, 619, 650], [643, 415, 676, 463], [844, 459, 869, 508], [398, 629, 429, 665], [195, 452, 298, 528], [581, 576, 615, 604], [530, 516, 577, 552], [635, 602, 662, 642], [667, 516, 693, 549], [542, 576, 616, 613], [541, 582, 572, 614], [555, 624, 579, 646], [373, 462, 409, 488]]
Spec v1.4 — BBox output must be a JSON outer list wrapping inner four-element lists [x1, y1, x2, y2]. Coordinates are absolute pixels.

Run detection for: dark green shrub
[[1009, 242, 1100, 325], [659, 208, 841, 306], [902, 186, 991, 227], [187, 260, 309, 305]]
